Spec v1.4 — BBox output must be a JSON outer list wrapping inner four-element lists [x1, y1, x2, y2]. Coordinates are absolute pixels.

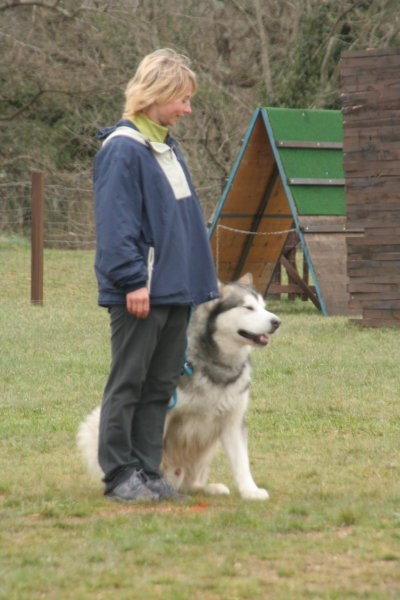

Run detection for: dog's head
[[195, 273, 281, 350]]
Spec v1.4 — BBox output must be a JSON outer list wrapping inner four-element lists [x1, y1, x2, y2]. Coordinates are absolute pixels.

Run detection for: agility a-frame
[[208, 106, 358, 316]]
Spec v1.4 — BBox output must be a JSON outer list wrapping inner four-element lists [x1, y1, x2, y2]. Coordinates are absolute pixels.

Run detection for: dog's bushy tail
[[76, 406, 103, 481]]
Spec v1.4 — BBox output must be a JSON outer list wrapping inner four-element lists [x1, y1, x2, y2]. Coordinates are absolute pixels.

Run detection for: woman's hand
[[126, 288, 150, 319]]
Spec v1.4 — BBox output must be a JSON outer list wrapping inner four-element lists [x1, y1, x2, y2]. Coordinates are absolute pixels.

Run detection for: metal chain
[[215, 223, 296, 275]]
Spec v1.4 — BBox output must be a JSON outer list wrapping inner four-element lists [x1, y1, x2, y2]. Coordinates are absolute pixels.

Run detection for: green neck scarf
[[129, 113, 168, 143]]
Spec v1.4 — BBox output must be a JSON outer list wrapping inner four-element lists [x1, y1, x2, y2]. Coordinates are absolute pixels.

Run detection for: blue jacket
[[93, 120, 219, 307]]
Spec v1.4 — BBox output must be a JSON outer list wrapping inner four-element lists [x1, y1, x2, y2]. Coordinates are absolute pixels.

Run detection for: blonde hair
[[123, 48, 197, 118]]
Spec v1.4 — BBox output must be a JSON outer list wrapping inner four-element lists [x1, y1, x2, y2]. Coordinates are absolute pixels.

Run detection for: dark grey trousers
[[98, 305, 189, 492]]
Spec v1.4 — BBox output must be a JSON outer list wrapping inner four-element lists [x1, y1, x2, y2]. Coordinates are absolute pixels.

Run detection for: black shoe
[[105, 470, 159, 503], [144, 475, 189, 501]]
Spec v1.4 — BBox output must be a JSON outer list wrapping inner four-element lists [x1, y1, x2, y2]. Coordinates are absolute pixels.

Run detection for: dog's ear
[[237, 272, 253, 286], [220, 282, 231, 299], [195, 295, 220, 317]]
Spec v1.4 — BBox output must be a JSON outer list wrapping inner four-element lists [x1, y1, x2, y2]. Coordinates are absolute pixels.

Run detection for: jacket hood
[[96, 120, 135, 141], [96, 120, 174, 145], [96, 125, 117, 141]]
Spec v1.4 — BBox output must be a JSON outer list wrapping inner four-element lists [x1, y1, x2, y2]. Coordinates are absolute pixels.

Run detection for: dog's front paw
[[203, 483, 231, 496], [240, 487, 269, 501]]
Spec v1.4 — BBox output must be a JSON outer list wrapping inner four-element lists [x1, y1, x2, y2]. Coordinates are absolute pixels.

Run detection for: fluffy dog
[[77, 274, 280, 500]]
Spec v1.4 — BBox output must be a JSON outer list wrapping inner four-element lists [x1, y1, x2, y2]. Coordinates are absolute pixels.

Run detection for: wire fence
[[0, 177, 95, 249], [0, 175, 95, 305]]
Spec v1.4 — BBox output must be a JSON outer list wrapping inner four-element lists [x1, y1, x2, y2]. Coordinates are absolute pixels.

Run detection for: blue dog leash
[[168, 358, 193, 410], [168, 307, 193, 410]]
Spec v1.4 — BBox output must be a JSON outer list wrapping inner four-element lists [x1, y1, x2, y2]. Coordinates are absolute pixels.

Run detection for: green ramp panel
[[265, 107, 345, 216]]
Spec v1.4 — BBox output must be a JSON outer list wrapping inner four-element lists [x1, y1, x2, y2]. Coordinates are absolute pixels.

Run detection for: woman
[[93, 49, 219, 502]]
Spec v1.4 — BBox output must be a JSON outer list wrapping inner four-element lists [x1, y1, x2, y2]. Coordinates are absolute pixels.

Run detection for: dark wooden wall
[[341, 47, 400, 327]]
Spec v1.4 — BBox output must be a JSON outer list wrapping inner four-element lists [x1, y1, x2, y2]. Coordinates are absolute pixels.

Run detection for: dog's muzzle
[[238, 317, 280, 346], [237, 330, 269, 346]]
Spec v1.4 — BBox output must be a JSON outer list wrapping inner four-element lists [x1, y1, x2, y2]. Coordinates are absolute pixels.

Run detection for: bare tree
[[1, 0, 399, 231]]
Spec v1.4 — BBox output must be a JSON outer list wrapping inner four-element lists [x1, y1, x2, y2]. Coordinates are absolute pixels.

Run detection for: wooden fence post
[[31, 171, 44, 305]]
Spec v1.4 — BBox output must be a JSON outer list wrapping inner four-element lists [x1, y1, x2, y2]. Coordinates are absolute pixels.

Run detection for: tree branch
[[253, 0, 273, 98], [0, 89, 45, 120], [0, 0, 73, 17]]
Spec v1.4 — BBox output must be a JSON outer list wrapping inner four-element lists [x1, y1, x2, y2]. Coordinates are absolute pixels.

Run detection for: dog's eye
[[244, 306, 254, 311]]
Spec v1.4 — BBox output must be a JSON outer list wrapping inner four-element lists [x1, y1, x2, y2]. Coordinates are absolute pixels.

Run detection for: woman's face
[[144, 93, 193, 127]]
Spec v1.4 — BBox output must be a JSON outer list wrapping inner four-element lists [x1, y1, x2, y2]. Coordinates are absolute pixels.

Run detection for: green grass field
[[1, 237, 399, 599]]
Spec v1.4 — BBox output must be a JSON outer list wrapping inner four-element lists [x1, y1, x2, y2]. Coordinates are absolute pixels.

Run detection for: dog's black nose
[[271, 317, 281, 331]]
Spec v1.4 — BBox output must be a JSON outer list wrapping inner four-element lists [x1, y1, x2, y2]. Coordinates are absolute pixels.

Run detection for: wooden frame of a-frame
[[209, 106, 361, 316]]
